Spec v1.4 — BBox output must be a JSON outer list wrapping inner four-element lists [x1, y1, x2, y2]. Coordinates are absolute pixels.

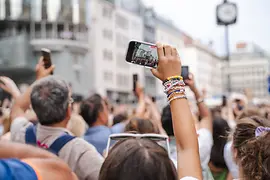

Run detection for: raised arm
[[10, 58, 54, 121], [0, 141, 56, 159], [0, 141, 77, 180], [185, 73, 212, 132], [151, 44, 202, 179]]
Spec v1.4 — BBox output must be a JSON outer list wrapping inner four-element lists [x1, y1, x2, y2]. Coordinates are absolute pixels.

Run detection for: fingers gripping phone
[[41, 48, 53, 75], [126, 41, 158, 68]]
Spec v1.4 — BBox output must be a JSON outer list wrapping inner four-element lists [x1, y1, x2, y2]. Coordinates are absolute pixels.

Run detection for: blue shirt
[[0, 159, 38, 180], [84, 123, 125, 154]]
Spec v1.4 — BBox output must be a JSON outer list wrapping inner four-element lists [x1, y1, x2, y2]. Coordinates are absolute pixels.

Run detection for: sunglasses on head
[[105, 133, 171, 158]]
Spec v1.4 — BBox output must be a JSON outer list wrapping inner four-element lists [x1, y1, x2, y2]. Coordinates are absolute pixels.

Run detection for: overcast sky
[[142, 0, 270, 55]]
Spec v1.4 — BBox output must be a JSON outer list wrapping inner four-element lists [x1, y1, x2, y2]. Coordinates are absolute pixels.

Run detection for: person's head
[[99, 138, 177, 180], [31, 76, 71, 126], [125, 118, 158, 134], [210, 118, 230, 169], [80, 94, 109, 127], [161, 105, 174, 136], [113, 113, 127, 125], [67, 114, 87, 137], [236, 107, 263, 121], [233, 116, 270, 180]]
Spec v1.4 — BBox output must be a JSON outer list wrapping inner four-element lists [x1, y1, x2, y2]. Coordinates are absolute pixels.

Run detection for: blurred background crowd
[[0, 0, 270, 180]]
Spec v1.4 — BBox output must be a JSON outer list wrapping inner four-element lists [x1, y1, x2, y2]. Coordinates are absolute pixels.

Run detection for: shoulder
[[197, 128, 213, 144], [0, 159, 38, 180], [11, 117, 33, 143], [61, 137, 103, 160], [110, 123, 125, 134]]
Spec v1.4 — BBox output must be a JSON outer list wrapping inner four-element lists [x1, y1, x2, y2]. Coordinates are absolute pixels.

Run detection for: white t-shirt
[[180, 177, 198, 180], [170, 128, 213, 179], [224, 141, 239, 179]]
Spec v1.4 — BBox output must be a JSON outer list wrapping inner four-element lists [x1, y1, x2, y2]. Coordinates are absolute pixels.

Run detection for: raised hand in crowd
[[36, 57, 55, 80], [185, 73, 212, 132], [152, 43, 202, 179], [0, 76, 21, 99]]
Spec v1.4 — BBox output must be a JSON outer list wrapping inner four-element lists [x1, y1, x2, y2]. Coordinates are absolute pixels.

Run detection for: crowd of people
[[0, 43, 270, 180]]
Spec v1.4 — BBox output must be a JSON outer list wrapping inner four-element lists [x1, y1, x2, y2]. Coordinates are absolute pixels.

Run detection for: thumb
[[47, 65, 55, 73], [151, 69, 161, 80]]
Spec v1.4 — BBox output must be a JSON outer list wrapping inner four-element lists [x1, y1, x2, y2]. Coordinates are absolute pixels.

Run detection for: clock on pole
[[216, 0, 238, 93]]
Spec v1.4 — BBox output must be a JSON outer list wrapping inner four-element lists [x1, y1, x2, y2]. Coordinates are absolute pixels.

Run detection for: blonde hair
[[67, 114, 87, 137]]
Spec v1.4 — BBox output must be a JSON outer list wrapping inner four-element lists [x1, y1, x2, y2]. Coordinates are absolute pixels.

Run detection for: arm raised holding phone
[[151, 43, 202, 179]]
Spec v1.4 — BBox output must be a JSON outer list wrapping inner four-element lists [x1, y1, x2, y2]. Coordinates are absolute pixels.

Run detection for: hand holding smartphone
[[126, 41, 158, 68], [41, 48, 53, 75]]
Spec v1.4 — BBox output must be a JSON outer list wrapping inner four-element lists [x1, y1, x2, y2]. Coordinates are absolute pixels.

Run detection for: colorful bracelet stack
[[163, 75, 187, 103]]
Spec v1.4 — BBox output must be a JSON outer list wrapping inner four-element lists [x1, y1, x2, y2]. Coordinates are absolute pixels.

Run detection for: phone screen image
[[126, 41, 158, 68]]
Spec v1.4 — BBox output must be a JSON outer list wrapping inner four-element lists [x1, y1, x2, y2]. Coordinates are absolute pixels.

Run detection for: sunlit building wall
[[0, 0, 90, 95], [88, 0, 144, 103]]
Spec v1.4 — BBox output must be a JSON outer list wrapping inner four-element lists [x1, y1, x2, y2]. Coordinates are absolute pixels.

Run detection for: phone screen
[[126, 41, 158, 68], [181, 66, 189, 80], [41, 48, 53, 74]]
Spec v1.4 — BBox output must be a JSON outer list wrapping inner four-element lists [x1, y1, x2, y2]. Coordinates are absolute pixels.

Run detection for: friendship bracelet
[[163, 76, 183, 85], [164, 79, 185, 87], [168, 95, 187, 103], [167, 89, 185, 98], [164, 81, 185, 93]]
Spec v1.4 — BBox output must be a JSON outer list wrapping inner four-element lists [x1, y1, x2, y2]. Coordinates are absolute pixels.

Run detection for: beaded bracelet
[[168, 95, 187, 103], [163, 75, 183, 85], [167, 89, 185, 98], [164, 80, 185, 93]]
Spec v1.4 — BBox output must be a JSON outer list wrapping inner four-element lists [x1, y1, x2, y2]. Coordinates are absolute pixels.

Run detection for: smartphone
[[181, 66, 189, 80], [126, 41, 158, 68], [133, 74, 138, 92], [41, 48, 53, 74]]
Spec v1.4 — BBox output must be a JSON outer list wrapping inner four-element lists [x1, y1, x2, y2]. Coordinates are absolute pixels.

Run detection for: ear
[[66, 105, 72, 121]]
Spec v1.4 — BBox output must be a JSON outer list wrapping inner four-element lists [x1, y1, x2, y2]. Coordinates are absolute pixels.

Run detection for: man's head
[[31, 76, 71, 126], [80, 94, 109, 127]]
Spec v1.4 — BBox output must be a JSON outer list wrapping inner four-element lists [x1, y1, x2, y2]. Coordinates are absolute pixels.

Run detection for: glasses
[[69, 98, 74, 104], [105, 133, 171, 158]]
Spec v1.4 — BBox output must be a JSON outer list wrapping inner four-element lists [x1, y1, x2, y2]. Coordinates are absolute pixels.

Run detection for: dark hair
[[161, 105, 174, 136], [210, 118, 230, 169], [99, 138, 177, 180], [30, 76, 69, 125], [113, 113, 127, 125], [233, 116, 270, 180], [80, 94, 104, 126], [125, 118, 157, 134], [236, 107, 263, 121]]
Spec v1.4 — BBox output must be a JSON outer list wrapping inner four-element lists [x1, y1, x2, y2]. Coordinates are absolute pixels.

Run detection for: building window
[[104, 71, 113, 81], [102, 6, 112, 19], [115, 13, 128, 29], [116, 33, 129, 48], [103, 49, 113, 61], [103, 29, 113, 40], [116, 74, 129, 87], [116, 53, 128, 67]]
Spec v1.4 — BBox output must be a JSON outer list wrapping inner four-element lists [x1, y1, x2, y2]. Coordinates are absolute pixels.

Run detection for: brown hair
[[233, 116, 270, 180], [125, 117, 158, 134], [99, 138, 177, 180], [236, 107, 263, 121]]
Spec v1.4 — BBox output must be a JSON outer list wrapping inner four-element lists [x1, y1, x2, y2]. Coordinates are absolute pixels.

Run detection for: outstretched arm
[[151, 43, 202, 179]]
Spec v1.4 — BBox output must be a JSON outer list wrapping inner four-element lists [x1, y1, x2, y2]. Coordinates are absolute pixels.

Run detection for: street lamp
[[216, 0, 238, 92]]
